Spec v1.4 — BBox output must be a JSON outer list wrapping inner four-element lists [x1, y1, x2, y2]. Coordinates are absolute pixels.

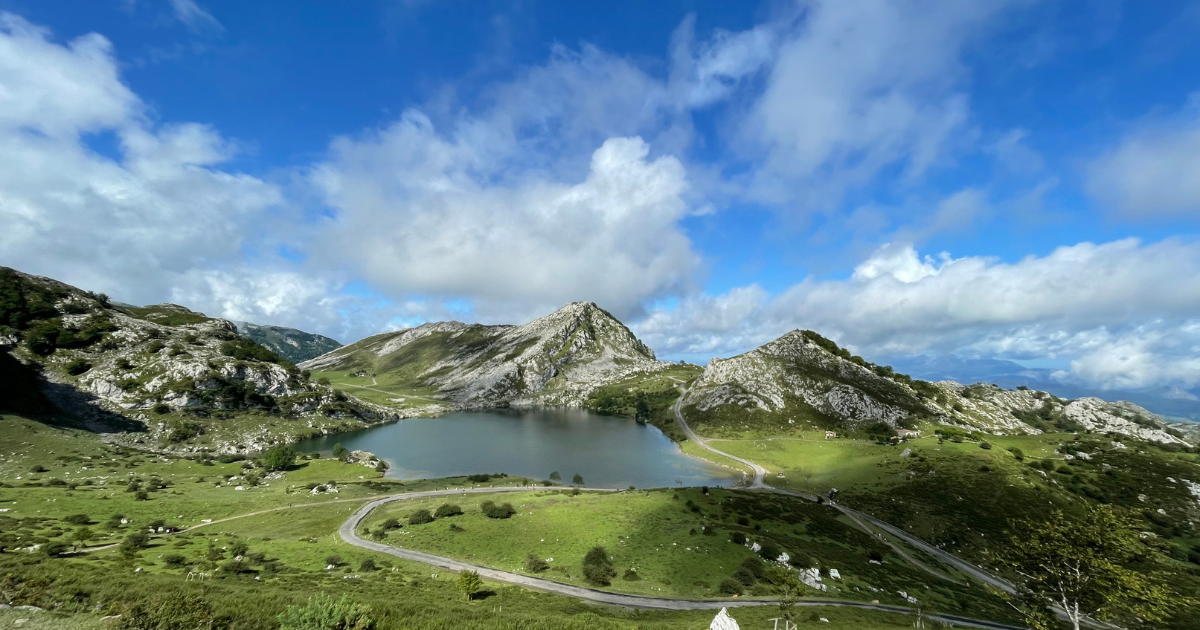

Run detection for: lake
[[293, 408, 738, 489]]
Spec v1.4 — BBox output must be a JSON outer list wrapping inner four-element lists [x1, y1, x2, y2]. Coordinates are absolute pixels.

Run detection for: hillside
[[681, 329, 1188, 445], [236, 321, 342, 363], [301, 301, 669, 406], [0, 267, 397, 453]]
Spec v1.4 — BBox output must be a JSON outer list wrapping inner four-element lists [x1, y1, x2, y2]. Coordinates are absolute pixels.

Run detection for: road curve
[[671, 386, 769, 488], [338, 486, 1026, 630]]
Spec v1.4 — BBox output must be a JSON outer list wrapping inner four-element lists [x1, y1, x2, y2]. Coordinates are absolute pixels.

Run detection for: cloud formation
[[637, 238, 1200, 390]]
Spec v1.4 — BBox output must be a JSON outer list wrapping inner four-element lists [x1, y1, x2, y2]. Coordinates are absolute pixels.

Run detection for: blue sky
[[2, 1, 1200, 392]]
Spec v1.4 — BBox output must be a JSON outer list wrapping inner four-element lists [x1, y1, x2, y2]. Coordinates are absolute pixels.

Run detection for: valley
[[1, 266, 1198, 629]]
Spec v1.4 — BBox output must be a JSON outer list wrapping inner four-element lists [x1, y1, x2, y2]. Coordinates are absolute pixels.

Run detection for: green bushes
[[718, 578, 743, 595], [582, 546, 616, 586], [220, 337, 284, 364], [525, 553, 550, 573], [25, 316, 115, 356], [408, 509, 434, 525], [65, 358, 91, 375], [260, 445, 297, 472], [380, 518, 401, 531], [480, 500, 516, 519], [62, 514, 90, 525], [434, 503, 463, 518]]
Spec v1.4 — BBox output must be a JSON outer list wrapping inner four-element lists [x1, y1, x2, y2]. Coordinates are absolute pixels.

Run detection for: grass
[[357, 488, 1016, 621], [312, 369, 446, 411], [585, 363, 704, 441]]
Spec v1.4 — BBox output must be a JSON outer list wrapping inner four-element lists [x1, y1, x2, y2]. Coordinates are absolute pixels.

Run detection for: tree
[[582, 546, 616, 586], [332, 443, 349, 462], [996, 506, 1177, 630], [434, 503, 463, 518], [408, 509, 434, 525], [457, 570, 483, 601], [634, 392, 650, 421], [72, 526, 94, 550], [260, 445, 297, 472], [572, 473, 584, 485], [278, 594, 374, 630], [764, 564, 802, 622], [549, 471, 561, 481]]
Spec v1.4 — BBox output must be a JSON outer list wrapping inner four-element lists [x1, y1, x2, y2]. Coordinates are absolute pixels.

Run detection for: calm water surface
[[294, 408, 737, 489]]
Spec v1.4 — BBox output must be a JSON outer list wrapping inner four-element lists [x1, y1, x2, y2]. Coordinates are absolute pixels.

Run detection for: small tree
[[634, 392, 650, 420], [457, 569, 483, 601], [582, 546, 616, 586], [764, 564, 802, 622], [72, 526, 94, 550], [572, 473, 584, 485], [260, 445, 297, 472], [996, 506, 1177, 630], [409, 509, 434, 525], [549, 471, 561, 481], [332, 443, 349, 462]]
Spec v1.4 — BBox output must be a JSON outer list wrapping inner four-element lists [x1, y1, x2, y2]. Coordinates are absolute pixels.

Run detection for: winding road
[[338, 486, 1026, 630]]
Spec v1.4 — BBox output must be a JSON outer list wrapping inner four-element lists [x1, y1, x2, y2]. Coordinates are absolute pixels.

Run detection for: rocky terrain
[[0, 267, 396, 453], [302, 301, 670, 406], [682, 329, 1189, 444], [236, 321, 342, 363]]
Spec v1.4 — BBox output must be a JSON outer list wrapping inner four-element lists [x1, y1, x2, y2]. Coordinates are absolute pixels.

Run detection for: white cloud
[[637, 238, 1200, 390], [1087, 93, 1200, 217], [0, 12, 281, 312], [312, 121, 699, 322], [168, 0, 223, 33], [740, 0, 1023, 205]]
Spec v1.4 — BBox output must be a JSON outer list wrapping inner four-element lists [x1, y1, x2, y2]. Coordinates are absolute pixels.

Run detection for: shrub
[[622, 568, 641, 581], [434, 503, 463, 518], [549, 471, 561, 481], [758, 542, 782, 561], [734, 567, 757, 586], [260, 445, 297, 472], [65, 358, 92, 375], [41, 541, 70, 557], [525, 552, 550, 573], [731, 532, 747, 545], [220, 338, 283, 364], [718, 578, 743, 595], [277, 594, 373, 630], [162, 554, 188, 568], [739, 556, 766, 579], [29, 464, 47, 473], [980, 441, 992, 450], [135, 490, 149, 501], [408, 509, 434, 525], [481, 501, 516, 519], [332, 443, 349, 462], [572, 473, 584, 484], [582, 546, 616, 586], [359, 558, 378, 572], [380, 518, 401, 531], [1007, 447, 1025, 460], [63, 513, 90, 525], [324, 554, 343, 567], [153, 403, 171, 415]]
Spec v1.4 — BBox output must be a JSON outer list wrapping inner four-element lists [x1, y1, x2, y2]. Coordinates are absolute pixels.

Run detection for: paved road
[[338, 486, 1026, 630], [670, 382, 1017, 594]]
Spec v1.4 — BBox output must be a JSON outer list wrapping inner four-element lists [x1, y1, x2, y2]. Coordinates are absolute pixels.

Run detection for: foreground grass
[[358, 488, 1014, 621]]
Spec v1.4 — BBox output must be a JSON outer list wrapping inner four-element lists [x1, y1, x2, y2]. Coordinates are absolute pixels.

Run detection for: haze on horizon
[[1, 0, 1199, 399]]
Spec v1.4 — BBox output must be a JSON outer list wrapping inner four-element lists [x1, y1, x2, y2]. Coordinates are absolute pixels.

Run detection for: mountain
[[0, 267, 394, 453], [681, 329, 1188, 444], [888, 354, 1200, 422], [301, 301, 667, 406], [236, 321, 341, 363]]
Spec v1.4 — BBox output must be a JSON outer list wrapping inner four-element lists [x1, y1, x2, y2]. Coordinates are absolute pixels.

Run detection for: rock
[[829, 569, 840, 579]]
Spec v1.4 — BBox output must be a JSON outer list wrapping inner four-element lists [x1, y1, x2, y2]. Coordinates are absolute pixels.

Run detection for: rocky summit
[[682, 329, 1187, 444], [302, 301, 668, 406]]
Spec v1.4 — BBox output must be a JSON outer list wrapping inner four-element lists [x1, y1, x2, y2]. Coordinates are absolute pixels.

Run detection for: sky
[[1, 0, 1199, 393]]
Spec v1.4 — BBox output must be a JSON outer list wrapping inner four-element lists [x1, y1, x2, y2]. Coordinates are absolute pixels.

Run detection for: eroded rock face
[[681, 329, 1188, 444], [303, 301, 668, 406]]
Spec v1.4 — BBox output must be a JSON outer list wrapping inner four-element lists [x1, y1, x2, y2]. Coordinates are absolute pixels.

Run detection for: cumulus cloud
[[0, 13, 283, 313], [312, 122, 699, 322], [1087, 93, 1200, 217], [636, 238, 1200, 390]]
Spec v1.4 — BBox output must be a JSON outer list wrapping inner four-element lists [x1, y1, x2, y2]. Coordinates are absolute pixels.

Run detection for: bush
[[359, 558, 378, 572], [41, 541, 70, 557], [739, 556, 766, 579], [324, 554, 343, 567], [718, 578, 744, 595], [135, 490, 149, 501], [29, 464, 47, 473], [220, 338, 283, 364], [380, 518, 401, 531], [758, 542, 782, 561], [481, 500, 516, 519], [525, 552, 550, 573], [260, 445, 297, 472], [1007, 447, 1025, 460], [622, 568, 641, 581], [152, 403, 171, 415], [434, 503, 463, 518], [63, 513, 90, 525], [582, 546, 616, 586], [332, 443, 349, 462], [980, 441, 992, 450], [733, 567, 757, 586], [408, 509, 434, 525], [65, 358, 92, 375], [277, 594, 374, 630], [162, 554, 187, 568]]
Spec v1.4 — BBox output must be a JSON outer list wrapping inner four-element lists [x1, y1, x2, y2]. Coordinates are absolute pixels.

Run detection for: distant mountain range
[[886, 355, 1200, 422], [235, 321, 342, 364]]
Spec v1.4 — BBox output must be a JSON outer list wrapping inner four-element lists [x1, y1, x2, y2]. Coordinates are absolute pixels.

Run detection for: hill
[[301, 301, 669, 407], [681, 329, 1187, 445], [0, 267, 396, 453], [236, 321, 341, 363]]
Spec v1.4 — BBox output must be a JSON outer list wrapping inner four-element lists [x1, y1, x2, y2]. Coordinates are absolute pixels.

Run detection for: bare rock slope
[[302, 302, 668, 406], [682, 329, 1188, 444]]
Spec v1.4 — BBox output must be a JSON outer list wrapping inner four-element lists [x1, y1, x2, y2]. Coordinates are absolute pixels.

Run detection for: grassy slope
[[311, 369, 445, 412], [585, 363, 703, 442], [358, 488, 1015, 622], [0, 413, 940, 630]]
